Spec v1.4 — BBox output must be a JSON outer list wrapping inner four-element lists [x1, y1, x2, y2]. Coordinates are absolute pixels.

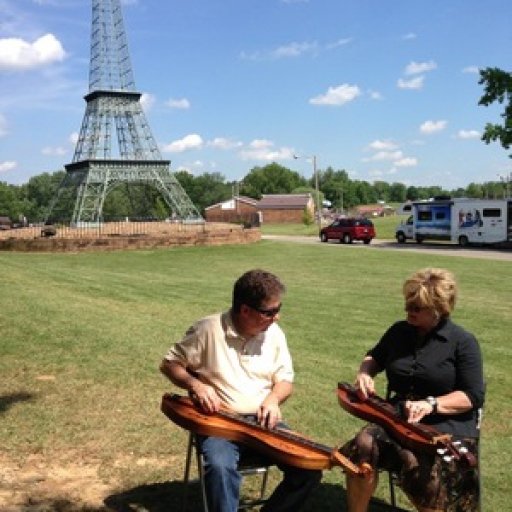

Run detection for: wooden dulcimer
[[161, 393, 371, 476], [337, 382, 476, 467]]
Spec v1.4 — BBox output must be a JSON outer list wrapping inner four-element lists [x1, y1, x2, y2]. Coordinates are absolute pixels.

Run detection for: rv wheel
[[458, 235, 469, 247]]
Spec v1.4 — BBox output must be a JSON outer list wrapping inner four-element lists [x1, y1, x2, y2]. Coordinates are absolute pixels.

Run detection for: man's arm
[[160, 359, 221, 413]]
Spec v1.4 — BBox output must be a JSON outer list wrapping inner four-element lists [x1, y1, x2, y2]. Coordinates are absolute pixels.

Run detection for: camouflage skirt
[[340, 423, 480, 511]]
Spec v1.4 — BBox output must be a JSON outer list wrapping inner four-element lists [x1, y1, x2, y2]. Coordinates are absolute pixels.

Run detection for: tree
[[389, 182, 407, 203], [240, 163, 307, 198], [478, 67, 512, 157]]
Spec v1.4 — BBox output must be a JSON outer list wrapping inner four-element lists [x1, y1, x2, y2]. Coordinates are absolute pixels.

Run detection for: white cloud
[[397, 75, 425, 89], [208, 137, 243, 150], [241, 37, 349, 61], [0, 114, 8, 137], [457, 129, 480, 139], [166, 98, 191, 109], [405, 60, 437, 75], [140, 93, 155, 111], [0, 161, 17, 173], [402, 33, 417, 40], [271, 41, 318, 59], [42, 146, 67, 156], [281, 0, 309, 4], [239, 139, 294, 161], [420, 120, 447, 134], [462, 66, 479, 74], [69, 132, 79, 145], [241, 41, 318, 61], [367, 140, 398, 151], [325, 38, 352, 50], [394, 157, 418, 167], [309, 83, 361, 106], [363, 139, 417, 170], [368, 89, 383, 100], [364, 150, 404, 162], [162, 134, 203, 153], [0, 33, 66, 71]]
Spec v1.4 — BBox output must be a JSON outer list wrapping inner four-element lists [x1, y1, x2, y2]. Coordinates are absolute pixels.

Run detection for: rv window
[[418, 211, 432, 221], [482, 208, 501, 218], [435, 212, 446, 220]]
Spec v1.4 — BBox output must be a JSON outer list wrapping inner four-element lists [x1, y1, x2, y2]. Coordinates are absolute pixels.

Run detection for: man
[[160, 269, 321, 512]]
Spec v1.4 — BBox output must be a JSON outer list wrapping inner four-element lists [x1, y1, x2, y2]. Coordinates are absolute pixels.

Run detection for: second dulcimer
[[337, 382, 476, 467], [161, 393, 371, 476]]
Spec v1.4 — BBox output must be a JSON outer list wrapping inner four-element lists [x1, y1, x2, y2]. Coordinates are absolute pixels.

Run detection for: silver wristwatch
[[426, 396, 438, 414]]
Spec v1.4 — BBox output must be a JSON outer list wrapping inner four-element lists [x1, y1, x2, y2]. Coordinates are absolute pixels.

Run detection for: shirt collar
[[222, 309, 266, 343], [222, 310, 240, 339], [431, 317, 454, 342]]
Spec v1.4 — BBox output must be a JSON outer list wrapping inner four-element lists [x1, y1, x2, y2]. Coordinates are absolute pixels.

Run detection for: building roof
[[258, 194, 312, 210], [205, 195, 258, 211]]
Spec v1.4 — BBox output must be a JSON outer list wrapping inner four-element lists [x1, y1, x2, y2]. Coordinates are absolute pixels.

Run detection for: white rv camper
[[395, 198, 512, 246]]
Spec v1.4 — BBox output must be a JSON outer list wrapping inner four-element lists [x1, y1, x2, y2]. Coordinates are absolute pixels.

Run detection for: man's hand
[[189, 381, 221, 414], [257, 393, 282, 429]]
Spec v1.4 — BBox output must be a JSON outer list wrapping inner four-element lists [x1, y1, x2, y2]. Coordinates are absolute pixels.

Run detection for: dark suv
[[319, 217, 376, 244]]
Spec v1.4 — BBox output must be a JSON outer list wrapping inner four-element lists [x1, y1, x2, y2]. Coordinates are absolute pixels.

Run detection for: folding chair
[[182, 431, 272, 512]]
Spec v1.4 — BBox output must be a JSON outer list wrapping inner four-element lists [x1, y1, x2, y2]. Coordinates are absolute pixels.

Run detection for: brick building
[[204, 196, 259, 225], [257, 193, 314, 223], [205, 193, 315, 224]]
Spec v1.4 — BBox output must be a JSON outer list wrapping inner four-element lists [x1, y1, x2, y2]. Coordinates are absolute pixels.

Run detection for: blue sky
[[1, 0, 511, 189]]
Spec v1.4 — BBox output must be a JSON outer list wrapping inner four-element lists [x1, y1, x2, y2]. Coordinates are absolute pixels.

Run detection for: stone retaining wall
[[0, 227, 260, 252]]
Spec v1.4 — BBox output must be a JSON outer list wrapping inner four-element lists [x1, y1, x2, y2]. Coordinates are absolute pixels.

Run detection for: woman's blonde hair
[[403, 267, 457, 318]]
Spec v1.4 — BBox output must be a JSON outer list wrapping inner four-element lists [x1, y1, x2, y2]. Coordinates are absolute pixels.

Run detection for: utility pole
[[294, 154, 322, 229]]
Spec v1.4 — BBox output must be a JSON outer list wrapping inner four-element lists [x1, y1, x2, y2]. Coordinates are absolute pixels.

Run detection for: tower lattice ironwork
[[47, 0, 201, 224]]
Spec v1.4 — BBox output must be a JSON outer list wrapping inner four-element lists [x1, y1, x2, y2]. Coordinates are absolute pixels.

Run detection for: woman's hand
[[354, 356, 380, 400], [404, 399, 434, 423], [355, 372, 375, 400]]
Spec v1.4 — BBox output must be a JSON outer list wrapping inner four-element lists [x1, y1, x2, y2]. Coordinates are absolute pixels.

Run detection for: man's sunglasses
[[248, 303, 282, 318]]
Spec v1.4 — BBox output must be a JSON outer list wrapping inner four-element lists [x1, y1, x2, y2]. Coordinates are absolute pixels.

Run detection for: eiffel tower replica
[[47, 0, 201, 225]]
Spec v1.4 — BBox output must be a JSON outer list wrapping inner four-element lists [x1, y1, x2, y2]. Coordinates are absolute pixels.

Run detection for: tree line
[[0, 162, 509, 224]]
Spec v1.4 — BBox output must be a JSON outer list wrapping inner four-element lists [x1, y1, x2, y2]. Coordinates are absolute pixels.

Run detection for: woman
[[342, 268, 484, 512]]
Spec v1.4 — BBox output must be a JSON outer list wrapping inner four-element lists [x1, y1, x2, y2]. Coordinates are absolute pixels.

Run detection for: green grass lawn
[[1, 241, 510, 511]]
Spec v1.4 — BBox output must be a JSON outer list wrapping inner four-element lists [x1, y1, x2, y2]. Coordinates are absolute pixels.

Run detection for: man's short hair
[[232, 269, 285, 313]]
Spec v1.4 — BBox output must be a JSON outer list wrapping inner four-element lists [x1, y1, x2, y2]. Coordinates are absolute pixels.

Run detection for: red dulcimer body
[[161, 393, 371, 476], [336, 382, 476, 467]]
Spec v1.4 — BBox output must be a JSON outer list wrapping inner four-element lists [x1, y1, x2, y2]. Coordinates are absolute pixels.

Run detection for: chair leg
[[182, 433, 194, 512], [197, 442, 209, 512], [259, 468, 269, 500], [388, 471, 397, 510]]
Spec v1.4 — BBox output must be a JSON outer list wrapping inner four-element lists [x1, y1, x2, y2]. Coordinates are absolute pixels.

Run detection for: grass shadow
[[104, 481, 191, 512], [304, 481, 409, 511], [12, 479, 410, 512], [103, 479, 409, 512], [0, 391, 35, 414]]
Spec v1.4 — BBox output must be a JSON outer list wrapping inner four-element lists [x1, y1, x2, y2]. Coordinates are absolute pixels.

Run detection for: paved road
[[262, 235, 512, 262]]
